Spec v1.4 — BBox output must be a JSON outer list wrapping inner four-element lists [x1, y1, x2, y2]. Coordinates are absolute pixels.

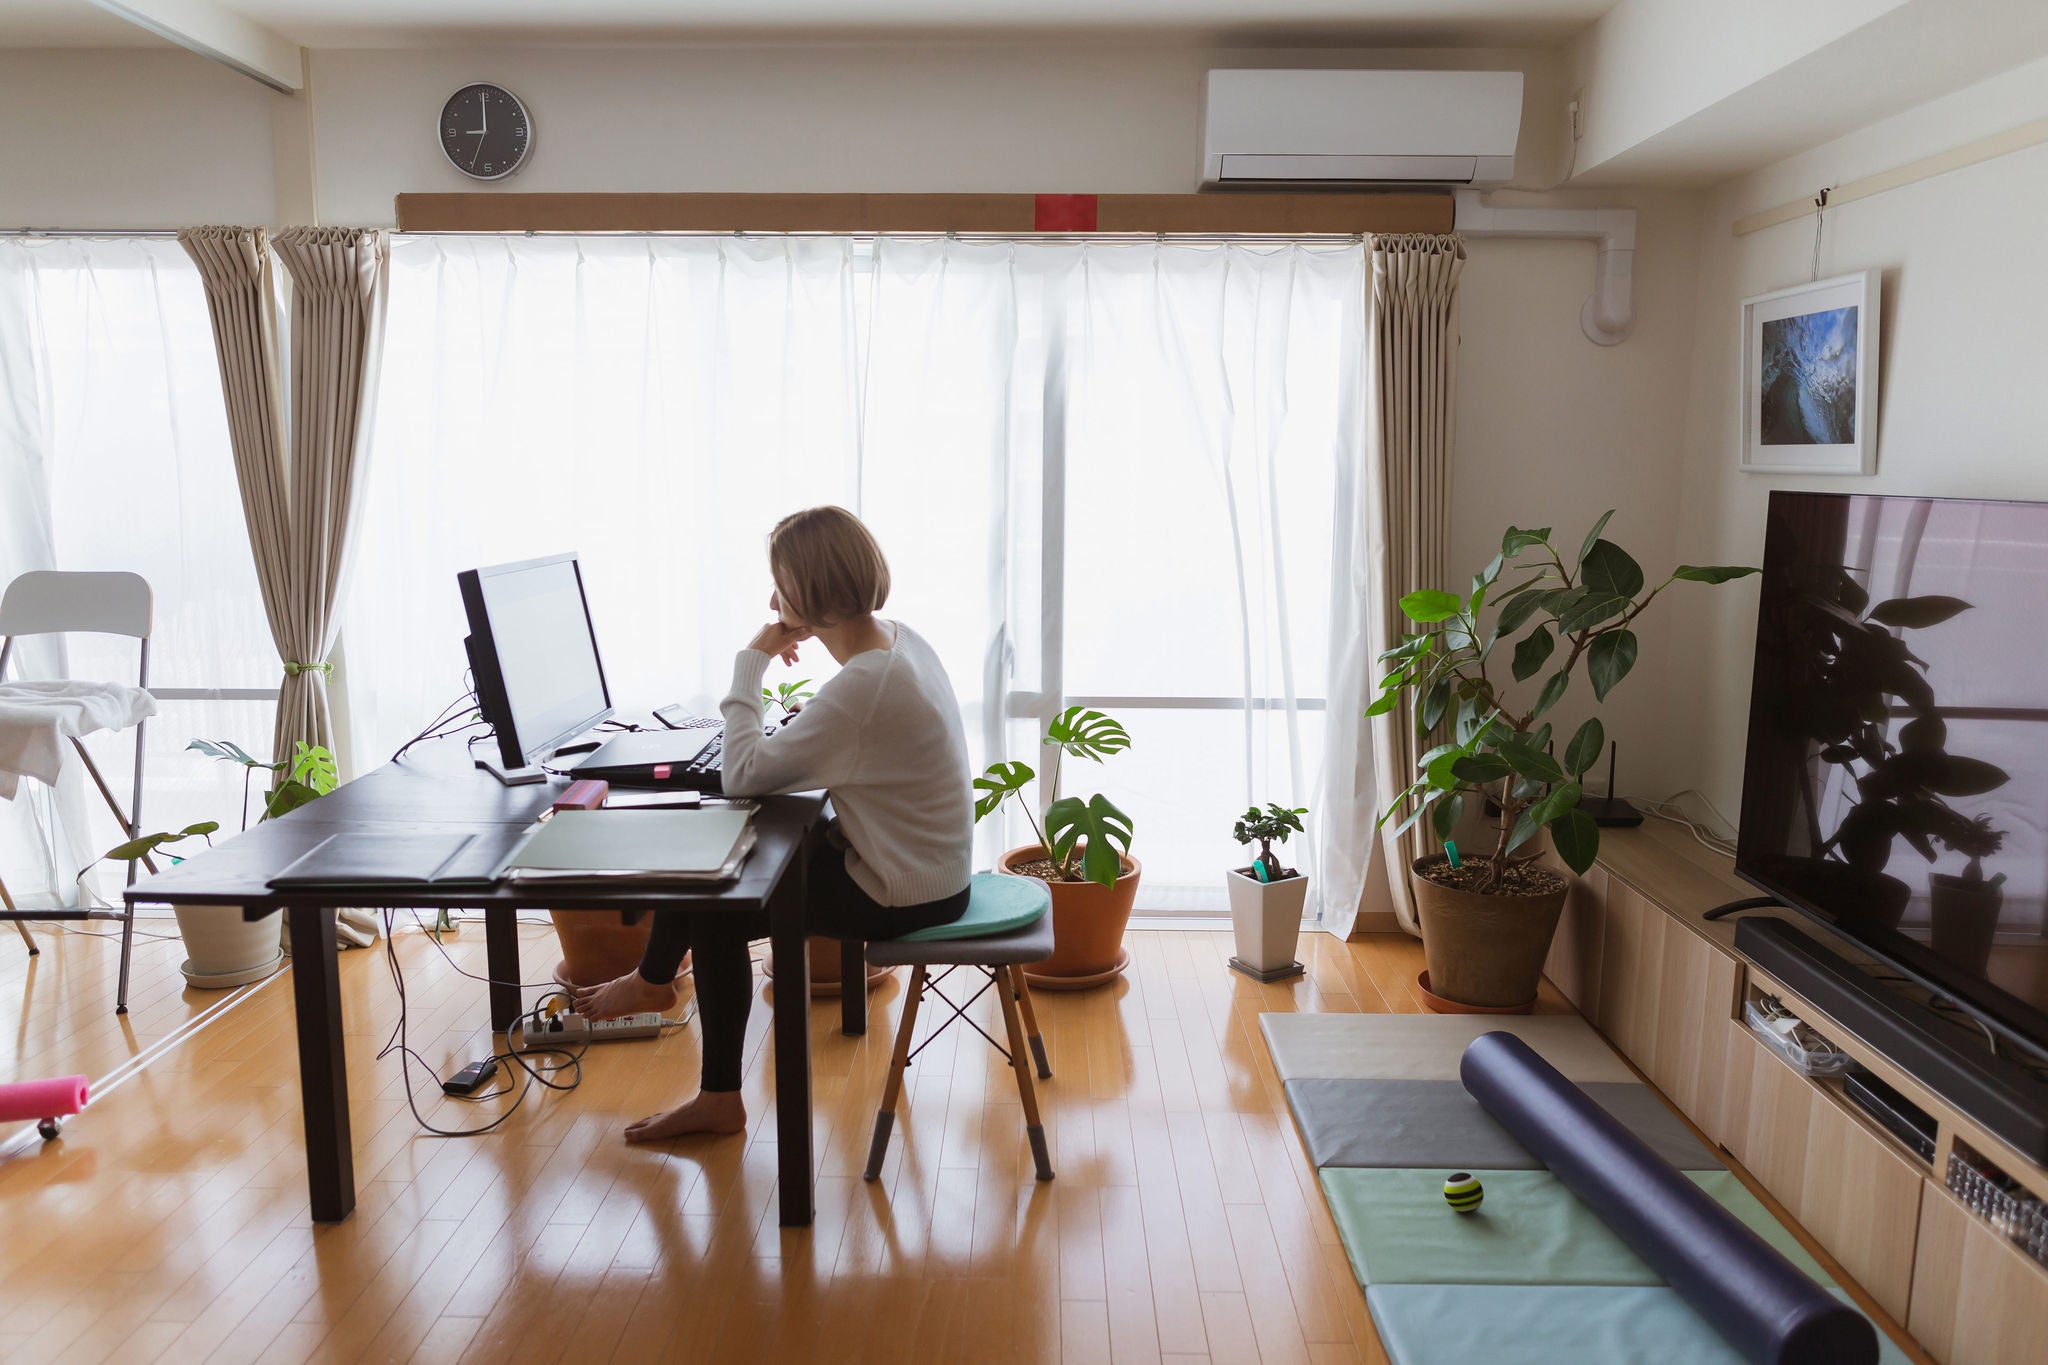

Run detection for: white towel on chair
[[0, 680, 159, 800]]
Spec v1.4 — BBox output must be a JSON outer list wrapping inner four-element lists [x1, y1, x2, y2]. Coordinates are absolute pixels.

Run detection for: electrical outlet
[[1568, 96, 1583, 140], [515, 1011, 667, 1050]]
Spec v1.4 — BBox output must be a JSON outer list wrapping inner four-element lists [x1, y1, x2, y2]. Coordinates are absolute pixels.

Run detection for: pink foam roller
[[0, 1075, 89, 1123]]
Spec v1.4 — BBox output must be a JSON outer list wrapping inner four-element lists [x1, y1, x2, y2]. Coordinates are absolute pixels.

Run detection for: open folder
[[498, 808, 757, 884]]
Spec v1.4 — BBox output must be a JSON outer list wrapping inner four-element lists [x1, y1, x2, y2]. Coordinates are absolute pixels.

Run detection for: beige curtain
[[181, 227, 387, 951], [1363, 233, 1466, 936], [179, 226, 388, 770]]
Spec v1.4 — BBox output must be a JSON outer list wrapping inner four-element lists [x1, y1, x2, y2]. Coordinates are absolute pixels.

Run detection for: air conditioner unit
[[1201, 70, 1524, 188]]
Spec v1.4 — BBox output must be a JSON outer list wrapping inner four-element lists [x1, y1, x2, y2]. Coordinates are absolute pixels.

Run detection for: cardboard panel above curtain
[[178, 226, 389, 772]]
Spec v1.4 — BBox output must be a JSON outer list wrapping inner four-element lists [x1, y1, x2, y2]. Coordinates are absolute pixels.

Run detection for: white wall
[[0, 49, 280, 226], [1664, 53, 2048, 816], [1453, 188, 1703, 801], [304, 43, 1570, 224]]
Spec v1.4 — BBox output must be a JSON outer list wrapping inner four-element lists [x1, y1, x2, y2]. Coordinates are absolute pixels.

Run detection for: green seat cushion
[[895, 871, 1049, 942], [1364, 1285, 1910, 1365], [1320, 1167, 1833, 1288]]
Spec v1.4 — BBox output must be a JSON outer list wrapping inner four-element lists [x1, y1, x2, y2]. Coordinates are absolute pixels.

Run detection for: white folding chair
[[0, 570, 154, 1014]]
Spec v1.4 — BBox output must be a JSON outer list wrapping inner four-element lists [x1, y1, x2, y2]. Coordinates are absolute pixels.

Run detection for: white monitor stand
[[475, 753, 548, 786]]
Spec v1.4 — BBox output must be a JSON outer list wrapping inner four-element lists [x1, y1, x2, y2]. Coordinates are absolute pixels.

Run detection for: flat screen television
[[1737, 491, 2048, 1055]]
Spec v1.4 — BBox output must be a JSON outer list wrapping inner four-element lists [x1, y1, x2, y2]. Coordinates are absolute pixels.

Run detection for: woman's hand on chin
[[748, 620, 811, 666]]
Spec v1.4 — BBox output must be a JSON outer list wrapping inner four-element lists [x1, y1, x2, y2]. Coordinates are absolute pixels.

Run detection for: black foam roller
[[1459, 1031, 1876, 1365]]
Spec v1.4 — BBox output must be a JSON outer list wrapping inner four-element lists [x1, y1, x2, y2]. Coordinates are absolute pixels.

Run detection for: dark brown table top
[[123, 738, 824, 913]]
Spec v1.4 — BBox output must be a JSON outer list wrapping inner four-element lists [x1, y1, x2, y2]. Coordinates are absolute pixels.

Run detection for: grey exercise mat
[[1285, 1077, 1721, 1171], [1259, 1013, 1637, 1084]]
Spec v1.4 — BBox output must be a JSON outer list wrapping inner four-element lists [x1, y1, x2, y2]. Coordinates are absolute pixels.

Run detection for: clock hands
[[468, 90, 489, 171]]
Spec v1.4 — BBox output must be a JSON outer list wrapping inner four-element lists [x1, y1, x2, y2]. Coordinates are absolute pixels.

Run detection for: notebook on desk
[[268, 831, 505, 890], [499, 808, 756, 884]]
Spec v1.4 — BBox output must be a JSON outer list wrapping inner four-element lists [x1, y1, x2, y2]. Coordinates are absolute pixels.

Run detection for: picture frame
[[1739, 269, 1880, 475]]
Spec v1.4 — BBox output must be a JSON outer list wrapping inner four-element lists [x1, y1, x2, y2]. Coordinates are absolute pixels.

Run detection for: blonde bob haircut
[[768, 505, 892, 628]]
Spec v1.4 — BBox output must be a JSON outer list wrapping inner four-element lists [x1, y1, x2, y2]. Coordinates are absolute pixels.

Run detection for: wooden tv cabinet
[[1549, 821, 2048, 1364]]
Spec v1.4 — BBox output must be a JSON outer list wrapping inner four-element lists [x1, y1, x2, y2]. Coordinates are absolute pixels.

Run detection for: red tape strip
[[1034, 194, 1099, 232]]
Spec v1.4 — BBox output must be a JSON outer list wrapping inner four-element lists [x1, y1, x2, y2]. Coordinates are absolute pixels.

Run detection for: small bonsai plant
[[762, 679, 814, 717], [1371, 512, 1756, 889], [104, 739, 339, 865], [1233, 803, 1307, 882], [974, 705, 1134, 888]]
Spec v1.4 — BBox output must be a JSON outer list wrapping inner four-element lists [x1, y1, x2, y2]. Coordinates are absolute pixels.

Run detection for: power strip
[[515, 1011, 667, 1051]]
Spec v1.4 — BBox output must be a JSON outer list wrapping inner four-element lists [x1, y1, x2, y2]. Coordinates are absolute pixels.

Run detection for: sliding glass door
[[347, 234, 1366, 916]]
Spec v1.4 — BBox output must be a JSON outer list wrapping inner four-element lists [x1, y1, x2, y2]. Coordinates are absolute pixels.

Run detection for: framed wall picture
[[1739, 270, 1879, 474]]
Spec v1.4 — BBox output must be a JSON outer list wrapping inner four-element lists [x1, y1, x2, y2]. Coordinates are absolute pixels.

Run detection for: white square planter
[[1226, 868, 1308, 981]]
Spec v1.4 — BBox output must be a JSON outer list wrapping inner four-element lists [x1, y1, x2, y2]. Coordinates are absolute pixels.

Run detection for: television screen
[[1737, 492, 2048, 1048]]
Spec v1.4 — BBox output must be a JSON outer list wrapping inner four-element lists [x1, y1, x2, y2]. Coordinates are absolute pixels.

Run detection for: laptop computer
[[569, 727, 725, 791]]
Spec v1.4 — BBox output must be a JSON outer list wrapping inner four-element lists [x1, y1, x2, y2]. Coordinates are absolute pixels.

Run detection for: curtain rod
[[396, 229, 1367, 244], [6, 229, 184, 238]]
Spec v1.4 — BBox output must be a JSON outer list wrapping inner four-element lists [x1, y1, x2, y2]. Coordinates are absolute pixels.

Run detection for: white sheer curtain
[[344, 234, 1368, 916], [342, 235, 867, 769], [0, 237, 276, 908]]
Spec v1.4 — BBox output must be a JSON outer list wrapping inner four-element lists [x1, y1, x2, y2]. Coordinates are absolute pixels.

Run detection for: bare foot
[[623, 1090, 747, 1142], [573, 970, 678, 1021]]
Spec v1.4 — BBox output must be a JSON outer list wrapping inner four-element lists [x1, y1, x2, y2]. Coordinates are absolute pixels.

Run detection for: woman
[[575, 505, 973, 1141]]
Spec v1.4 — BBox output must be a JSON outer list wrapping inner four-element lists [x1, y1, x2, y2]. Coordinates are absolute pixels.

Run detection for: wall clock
[[439, 83, 532, 181]]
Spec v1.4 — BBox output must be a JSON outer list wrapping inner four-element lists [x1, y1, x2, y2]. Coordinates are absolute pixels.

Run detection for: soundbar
[[1735, 918, 2048, 1162]]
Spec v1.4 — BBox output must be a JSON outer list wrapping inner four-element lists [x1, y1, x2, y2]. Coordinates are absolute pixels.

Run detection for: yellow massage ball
[[1443, 1172, 1484, 1213]]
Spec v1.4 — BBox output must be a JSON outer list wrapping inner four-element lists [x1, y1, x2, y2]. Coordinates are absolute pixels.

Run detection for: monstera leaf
[[103, 821, 219, 865], [1044, 706, 1131, 763], [972, 761, 1036, 821], [1046, 793, 1134, 888]]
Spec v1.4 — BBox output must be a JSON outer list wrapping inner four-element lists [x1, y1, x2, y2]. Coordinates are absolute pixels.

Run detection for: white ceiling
[[4, 0, 1624, 49]]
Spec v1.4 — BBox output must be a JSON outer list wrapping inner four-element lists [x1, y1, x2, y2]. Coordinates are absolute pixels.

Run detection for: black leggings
[[636, 837, 967, 1092]]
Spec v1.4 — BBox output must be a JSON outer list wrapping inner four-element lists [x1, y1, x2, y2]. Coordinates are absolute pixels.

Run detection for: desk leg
[[771, 855, 814, 1227], [289, 904, 355, 1223], [484, 907, 523, 1032], [840, 938, 866, 1036]]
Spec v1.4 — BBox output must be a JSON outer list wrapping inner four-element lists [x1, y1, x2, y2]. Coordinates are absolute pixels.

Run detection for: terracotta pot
[[998, 844, 1141, 990], [1410, 855, 1568, 1010], [548, 910, 670, 990], [762, 935, 898, 997]]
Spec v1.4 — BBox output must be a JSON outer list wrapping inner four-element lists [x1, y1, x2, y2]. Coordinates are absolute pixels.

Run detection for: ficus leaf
[[1587, 629, 1639, 701], [1400, 589, 1463, 623], [1511, 626, 1555, 682], [1564, 718, 1605, 777], [1579, 539, 1645, 599], [1495, 588, 1549, 637], [1578, 510, 1616, 567], [1532, 670, 1570, 720], [1550, 809, 1602, 875], [1671, 564, 1759, 586]]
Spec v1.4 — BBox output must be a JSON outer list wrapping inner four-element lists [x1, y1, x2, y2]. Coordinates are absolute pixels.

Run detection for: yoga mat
[[1284, 1077, 1720, 1171], [1365, 1285, 1913, 1365], [1461, 1031, 1877, 1365], [0, 1074, 88, 1122], [1319, 1166, 1832, 1288], [1260, 1013, 1637, 1084]]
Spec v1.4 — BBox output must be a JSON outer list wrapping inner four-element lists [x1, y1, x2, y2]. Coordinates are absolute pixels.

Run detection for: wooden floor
[[0, 915, 1914, 1365]]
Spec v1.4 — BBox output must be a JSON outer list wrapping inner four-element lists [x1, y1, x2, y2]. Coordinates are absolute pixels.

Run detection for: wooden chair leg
[[864, 964, 925, 1181], [996, 966, 1054, 1181], [1009, 964, 1049, 1079], [0, 875, 34, 956]]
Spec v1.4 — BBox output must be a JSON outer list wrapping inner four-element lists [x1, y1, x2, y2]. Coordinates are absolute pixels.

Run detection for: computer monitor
[[457, 553, 613, 781]]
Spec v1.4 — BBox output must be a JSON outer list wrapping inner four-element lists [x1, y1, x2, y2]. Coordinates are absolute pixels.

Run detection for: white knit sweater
[[719, 622, 973, 907]]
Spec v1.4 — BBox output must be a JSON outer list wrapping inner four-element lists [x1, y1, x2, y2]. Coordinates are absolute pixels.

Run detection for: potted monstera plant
[[1371, 512, 1756, 1010], [105, 738, 338, 988], [1226, 802, 1309, 981], [975, 706, 1139, 989]]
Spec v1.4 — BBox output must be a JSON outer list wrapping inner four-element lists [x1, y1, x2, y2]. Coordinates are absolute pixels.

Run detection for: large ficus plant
[[974, 706, 1135, 888], [1371, 512, 1756, 889]]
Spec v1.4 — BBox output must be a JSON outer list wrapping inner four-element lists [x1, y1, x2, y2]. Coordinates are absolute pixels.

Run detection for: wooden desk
[[123, 745, 835, 1227]]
